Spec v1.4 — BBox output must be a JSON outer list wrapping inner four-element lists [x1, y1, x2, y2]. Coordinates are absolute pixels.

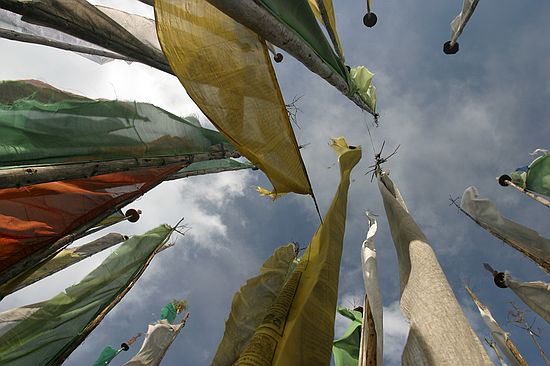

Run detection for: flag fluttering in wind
[[307, 0, 345, 61], [0, 165, 183, 287], [465, 286, 527, 366], [0, 79, 244, 286], [203, 0, 377, 115], [359, 214, 382, 366], [378, 172, 492, 365], [93, 333, 142, 366], [0, 0, 170, 72], [212, 243, 297, 366], [444, 0, 480, 54], [123, 300, 189, 366], [507, 150, 550, 197], [484, 265, 550, 325], [503, 273, 550, 325], [233, 137, 361, 365], [0, 225, 173, 366], [0, 232, 125, 298], [332, 307, 363, 366], [155, 0, 313, 198], [0, 80, 235, 183], [460, 186, 550, 273]]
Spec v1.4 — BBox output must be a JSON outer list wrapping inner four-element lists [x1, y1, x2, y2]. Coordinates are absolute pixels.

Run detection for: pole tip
[[274, 53, 283, 63], [498, 174, 511, 187], [494, 272, 508, 288], [125, 208, 141, 223], [443, 41, 459, 55], [363, 12, 377, 27]]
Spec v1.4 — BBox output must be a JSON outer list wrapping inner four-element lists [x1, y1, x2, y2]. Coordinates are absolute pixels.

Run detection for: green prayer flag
[[0, 80, 233, 169], [256, 0, 347, 80], [0, 225, 172, 366], [511, 152, 550, 197], [349, 66, 377, 113], [92, 346, 121, 366], [160, 303, 178, 324], [333, 307, 363, 366]]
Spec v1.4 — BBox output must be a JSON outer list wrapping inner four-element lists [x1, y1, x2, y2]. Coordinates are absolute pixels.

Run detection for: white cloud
[[383, 301, 409, 366]]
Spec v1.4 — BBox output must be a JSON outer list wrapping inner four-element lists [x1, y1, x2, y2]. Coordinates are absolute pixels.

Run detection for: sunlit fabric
[[359, 215, 382, 366], [155, 0, 312, 197], [461, 186, 550, 273], [257, 0, 347, 80], [467, 287, 524, 366], [123, 320, 185, 366], [449, 0, 480, 45], [234, 138, 361, 365], [0, 80, 232, 169], [350, 66, 377, 113], [0, 233, 125, 298], [95, 6, 160, 51], [92, 346, 121, 366], [307, 0, 344, 61], [332, 308, 363, 366], [212, 244, 296, 366], [0, 8, 116, 64], [378, 172, 492, 365], [504, 273, 550, 324], [0, 165, 182, 282], [0, 225, 172, 366], [510, 151, 550, 197]]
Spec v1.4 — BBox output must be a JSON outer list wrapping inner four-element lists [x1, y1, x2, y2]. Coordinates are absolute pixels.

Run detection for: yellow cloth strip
[[308, 0, 345, 62], [235, 137, 361, 365], [155, 0, 312, 196]]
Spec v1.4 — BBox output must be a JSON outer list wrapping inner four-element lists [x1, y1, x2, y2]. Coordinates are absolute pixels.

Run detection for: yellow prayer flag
[[307, 0, 345, 62], [235, 137, 361, 365], [155, 0, 312, 197]]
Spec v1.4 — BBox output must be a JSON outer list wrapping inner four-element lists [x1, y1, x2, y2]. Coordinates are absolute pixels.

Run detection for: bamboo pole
[[497, 175, 550, 209], [359, 295, 377, 366], [485, 338, 508, 366], [0, 28, 136, 62], [0, 149, 239, 189], [465, 286, 528, 366], [165, 163, 253, 181], [204, 0, 376, 116], [526, 329, 550, 366]]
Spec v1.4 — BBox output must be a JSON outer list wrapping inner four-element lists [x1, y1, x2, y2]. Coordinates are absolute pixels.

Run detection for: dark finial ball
[[125, 208, 141, 223], [363, 12, 377, 27], [274, 53, 283, 63], [494, 272, 508, 288], [443, 41, 459, 55], [498, 175, 512, 187], [121, 343, 130, 351]]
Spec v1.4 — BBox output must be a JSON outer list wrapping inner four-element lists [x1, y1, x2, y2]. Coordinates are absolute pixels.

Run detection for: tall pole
[[0, 149, 240, 189]]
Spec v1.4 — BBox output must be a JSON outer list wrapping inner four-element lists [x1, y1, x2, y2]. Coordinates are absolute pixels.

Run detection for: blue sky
[[1, 0, 549, 365]]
